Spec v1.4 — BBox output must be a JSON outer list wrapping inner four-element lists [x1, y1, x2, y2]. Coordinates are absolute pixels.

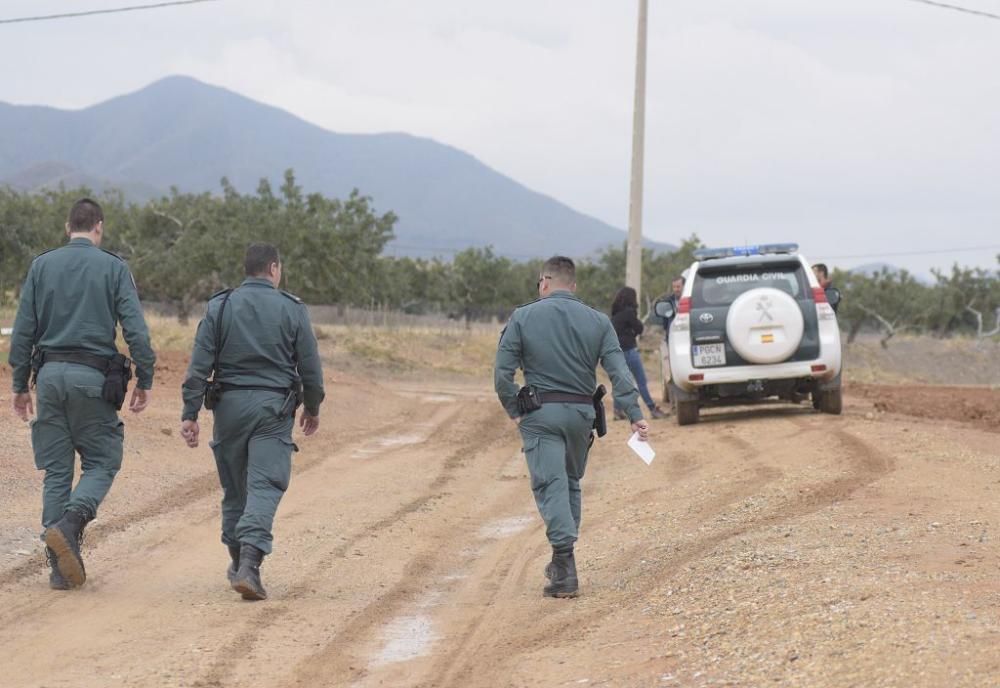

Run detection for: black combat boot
[[45, 547, 72, 591], [232, 543, 267, 601], [226, 545, 241, 584], [543, 548, 579, 598], [43, 508, 89, 588]]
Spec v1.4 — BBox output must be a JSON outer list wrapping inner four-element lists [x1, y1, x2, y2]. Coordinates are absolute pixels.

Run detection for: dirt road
[[0, 358, 998, 687]]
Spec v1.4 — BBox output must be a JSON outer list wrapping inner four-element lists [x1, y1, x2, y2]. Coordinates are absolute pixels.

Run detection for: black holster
[[102, 353, 132, 410], [35, 349, 131, 410], [278, 380, 303, 419], [516, 385, 543, 415], [29, 348, 43, 388], [592, 385, 607, 438], [203, 380, 222, 410]]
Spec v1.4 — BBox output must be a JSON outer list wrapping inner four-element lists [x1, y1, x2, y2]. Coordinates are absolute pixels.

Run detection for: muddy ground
[[0, 331, 998, 688]]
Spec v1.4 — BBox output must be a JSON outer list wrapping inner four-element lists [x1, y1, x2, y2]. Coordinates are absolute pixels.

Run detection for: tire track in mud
[[197, 404, 514, 688], [421, 524, 554, 688], [417, 423, 897, 687], [409, 429, 779, 687], [0, 405, 453, 591], [0, 471, 220, 589], [0, 404, 469, 653]]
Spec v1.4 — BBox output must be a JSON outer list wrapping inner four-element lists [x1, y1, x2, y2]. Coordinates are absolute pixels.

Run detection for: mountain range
[[0, 76, 670, 260]]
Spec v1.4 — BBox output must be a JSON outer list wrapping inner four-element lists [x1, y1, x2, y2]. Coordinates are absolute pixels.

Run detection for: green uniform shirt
[[494, 290, 643, 423], [181, 277, 325, 421], [8, 237, 156, 393]]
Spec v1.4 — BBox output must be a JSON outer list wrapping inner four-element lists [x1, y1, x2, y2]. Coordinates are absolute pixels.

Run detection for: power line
[[826, 243, 1000, 260], [386, 241, 1000, 263], [902, 0, 1000, 21], [0, 0, 219, 25]]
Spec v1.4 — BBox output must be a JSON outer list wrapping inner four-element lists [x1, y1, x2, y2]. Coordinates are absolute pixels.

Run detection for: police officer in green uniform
[[8, 198, 156, 590], [495, 256, 650, 598], [180, 243, 324, 601]]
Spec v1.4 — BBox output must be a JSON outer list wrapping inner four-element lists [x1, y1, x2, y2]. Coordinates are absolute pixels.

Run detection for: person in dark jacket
[[610, 287, 667, 420], [812, 263, 840, 313]]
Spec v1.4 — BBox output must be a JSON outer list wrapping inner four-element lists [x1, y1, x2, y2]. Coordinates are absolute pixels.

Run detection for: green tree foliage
[[834, 268, 930, 346], [3, 178, 999, 339], [575, 235, 703, 314], [832, 262, 1000, 344], [0, 187, 128, 302], [1, 171, 396, 322]]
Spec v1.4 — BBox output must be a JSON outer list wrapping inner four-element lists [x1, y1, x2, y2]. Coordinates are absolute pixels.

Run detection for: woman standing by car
[[611, 287, 667, 420]]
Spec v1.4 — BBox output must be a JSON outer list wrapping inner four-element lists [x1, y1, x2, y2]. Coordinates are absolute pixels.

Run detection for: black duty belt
[[218, 383, 290, 394], [41, 351, 111, 373], [538, 392, 594, 405]]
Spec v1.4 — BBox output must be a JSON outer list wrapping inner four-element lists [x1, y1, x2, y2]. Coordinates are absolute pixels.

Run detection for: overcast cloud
[[2, 0, 998, 275]]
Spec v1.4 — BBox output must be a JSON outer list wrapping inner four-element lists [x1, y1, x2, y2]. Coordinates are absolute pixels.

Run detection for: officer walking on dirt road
[[8, 198, 156, 590], [494, 256, 650, 598], [180, 243, 324, 601]]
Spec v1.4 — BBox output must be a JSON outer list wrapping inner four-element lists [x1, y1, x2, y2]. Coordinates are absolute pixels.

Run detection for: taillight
[[678, 297, 692, 314], [812, 287, 827, 304], [811, 364, 827, 373]]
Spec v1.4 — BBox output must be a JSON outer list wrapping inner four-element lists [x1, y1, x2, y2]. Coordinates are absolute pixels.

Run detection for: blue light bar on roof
[[693, 243, 799, 261]]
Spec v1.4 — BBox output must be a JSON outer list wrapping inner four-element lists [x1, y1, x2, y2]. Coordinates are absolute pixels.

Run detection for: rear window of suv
[[693, 263, 808, 306]]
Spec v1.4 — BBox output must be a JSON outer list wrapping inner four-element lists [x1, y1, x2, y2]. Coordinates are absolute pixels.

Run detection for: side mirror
[[825, 288, 841, 307], [654, 300, 676, 319]]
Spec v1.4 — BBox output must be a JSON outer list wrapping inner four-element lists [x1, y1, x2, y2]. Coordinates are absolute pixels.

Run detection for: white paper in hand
[[627, 432, 656, 465]]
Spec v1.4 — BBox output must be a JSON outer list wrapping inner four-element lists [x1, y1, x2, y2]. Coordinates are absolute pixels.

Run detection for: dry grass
[[9, 307, 997, 388], [318, 323, 499, 377], [143, 314, 199, 353], [844, 334, 1000, 386]]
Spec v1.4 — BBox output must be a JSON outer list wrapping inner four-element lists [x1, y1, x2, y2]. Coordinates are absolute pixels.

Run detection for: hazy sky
[[2, 0, 998, 275]]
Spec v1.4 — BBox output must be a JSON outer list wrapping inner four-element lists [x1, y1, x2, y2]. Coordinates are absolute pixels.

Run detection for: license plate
[[693, 343, 726, 368]]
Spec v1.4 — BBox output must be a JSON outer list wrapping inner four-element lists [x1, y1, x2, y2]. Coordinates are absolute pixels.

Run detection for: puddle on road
[[477, 515, 534, 540], [373, 615, 438, 666], [394, 390, 459, 403], [394, 388, 494, 403], [372, 593, 443, 667], [365, 518, 532, 673], [351, 433, 427, 459]]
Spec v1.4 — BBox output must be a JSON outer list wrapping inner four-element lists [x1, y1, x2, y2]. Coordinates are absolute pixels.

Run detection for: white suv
[[655, 244, 842, 425]]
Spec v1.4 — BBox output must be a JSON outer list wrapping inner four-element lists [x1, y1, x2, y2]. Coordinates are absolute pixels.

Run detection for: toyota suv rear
[[655, 244, 842, 425]]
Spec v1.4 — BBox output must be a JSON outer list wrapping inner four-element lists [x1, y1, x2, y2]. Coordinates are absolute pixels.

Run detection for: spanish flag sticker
[[761, 333, 775, 344]]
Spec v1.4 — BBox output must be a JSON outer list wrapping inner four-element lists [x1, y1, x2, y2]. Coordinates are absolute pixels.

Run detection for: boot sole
[[232, 578, 267, 601], [544, 589, 579, 599], [43, 528, 85, 588]]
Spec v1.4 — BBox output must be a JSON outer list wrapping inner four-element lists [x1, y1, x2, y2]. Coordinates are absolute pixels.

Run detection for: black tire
[[817, 387, 842, 415], [675, 399, 700, 425]]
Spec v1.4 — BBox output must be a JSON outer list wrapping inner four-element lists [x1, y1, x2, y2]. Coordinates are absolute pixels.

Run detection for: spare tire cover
[[725, 287, 804, 364]]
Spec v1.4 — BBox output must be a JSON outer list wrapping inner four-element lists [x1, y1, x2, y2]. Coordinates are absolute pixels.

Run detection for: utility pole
[[625, 0, 648, 300]]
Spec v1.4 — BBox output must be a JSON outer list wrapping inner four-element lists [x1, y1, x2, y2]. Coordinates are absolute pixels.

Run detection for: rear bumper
[[669, 327, 841, 395]]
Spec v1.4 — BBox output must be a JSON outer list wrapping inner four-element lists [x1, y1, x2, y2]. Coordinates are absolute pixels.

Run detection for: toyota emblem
[[699, 312, 714, 324]]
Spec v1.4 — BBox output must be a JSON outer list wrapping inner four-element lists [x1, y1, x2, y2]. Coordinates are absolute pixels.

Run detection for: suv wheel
[[816, 387, 842, 415]]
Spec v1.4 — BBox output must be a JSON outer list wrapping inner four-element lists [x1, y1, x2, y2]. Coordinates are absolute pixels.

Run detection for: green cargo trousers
[[518, 402, 595, 551], [210, 390, 296, 555], [31, 362, 125, 529]]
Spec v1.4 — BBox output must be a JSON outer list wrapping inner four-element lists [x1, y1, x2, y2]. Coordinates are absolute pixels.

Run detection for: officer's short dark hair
[[542, 256, 575, 285], [813, 263, 829, 279], [245, 243, 281, 277], [68, 198, 104, 233], [672, 275, 685, 285]]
